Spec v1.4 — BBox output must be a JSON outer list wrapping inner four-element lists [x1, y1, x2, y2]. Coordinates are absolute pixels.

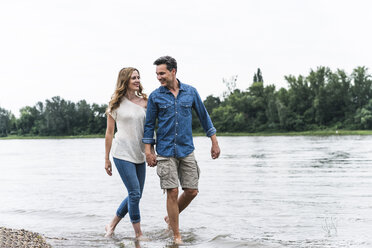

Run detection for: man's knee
[[184, 188, 198, 198], [167, 188, 179, 200]]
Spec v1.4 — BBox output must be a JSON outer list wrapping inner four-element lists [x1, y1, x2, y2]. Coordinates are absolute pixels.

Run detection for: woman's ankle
[[104, 224, 115, 237]]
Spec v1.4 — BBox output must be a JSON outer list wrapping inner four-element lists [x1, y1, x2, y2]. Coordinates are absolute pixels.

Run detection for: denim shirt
[[142, 80, 216, 158]]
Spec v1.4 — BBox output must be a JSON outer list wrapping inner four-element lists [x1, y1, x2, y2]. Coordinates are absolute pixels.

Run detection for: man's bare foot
[[135, 235, 150, 241], [174, 236, 183, 245], [164, 216, 171, 230], [104, 224, 114, 238]]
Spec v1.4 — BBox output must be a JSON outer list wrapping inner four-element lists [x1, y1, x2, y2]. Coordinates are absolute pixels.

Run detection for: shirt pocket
[[180, 101, 192, 117], [159, 103, 173, 118]]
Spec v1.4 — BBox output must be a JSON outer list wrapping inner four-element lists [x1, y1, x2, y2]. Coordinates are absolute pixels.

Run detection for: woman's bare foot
[[104, 224, 115, 238], [105, 215, 122, 238]]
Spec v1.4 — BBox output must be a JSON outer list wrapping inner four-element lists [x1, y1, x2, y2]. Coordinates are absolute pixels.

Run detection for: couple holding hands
[[104, 56, 220, 244]]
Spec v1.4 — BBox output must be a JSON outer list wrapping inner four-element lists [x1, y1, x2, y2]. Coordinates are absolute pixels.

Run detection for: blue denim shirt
[[142, 80, 216, 158]]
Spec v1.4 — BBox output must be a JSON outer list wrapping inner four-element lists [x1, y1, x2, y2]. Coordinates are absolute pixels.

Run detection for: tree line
[[0, 97, 107, 136], [192, 66, 372, 132], [1, 66, 372, 137]]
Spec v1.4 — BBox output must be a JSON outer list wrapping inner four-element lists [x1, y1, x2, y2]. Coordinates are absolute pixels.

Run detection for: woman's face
[[128, 70, 141, 92]]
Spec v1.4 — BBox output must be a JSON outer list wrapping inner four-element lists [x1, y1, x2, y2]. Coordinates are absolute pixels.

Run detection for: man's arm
[[142, 94, 158, 166], [210, 134, 220, 159], [193, 88, 220, 159]]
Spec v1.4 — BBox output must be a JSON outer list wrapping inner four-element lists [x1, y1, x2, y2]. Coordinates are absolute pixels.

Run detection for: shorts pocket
[[196, 160, 201, 179], [156, 157, 170, 178]]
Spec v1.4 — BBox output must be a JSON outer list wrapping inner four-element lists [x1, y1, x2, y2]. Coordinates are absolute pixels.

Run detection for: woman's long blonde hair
[[106, 67, 147, 115]]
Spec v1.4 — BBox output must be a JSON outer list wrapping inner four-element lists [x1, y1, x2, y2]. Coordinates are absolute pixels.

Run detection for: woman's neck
[[126, 90, 137, 100]]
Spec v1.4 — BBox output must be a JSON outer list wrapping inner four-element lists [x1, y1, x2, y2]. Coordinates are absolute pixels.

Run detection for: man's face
[[156, 64, 176, 87]]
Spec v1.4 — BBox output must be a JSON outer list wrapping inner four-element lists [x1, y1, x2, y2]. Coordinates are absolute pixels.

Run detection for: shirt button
[[176, 111, 178, 114], [176, 133, 178, 136]]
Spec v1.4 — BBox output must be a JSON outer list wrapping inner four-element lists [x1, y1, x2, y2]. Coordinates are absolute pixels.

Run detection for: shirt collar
[[159, 79, 185, 93]]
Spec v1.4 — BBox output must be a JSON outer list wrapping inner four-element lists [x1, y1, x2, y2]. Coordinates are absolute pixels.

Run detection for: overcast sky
[[1, 0, 372, 116]]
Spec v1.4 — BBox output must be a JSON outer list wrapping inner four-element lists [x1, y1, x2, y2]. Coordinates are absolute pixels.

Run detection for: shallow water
[[0, 136, 372, 248]]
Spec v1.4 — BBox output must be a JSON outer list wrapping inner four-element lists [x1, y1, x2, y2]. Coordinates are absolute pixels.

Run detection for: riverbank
[[195, 130, 372, 136], [0, 134, 105, 140], [0, 227, 52, 248], [1, 130, 372, 140]]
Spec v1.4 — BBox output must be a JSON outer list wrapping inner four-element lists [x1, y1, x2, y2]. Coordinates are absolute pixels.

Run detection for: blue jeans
[[113, 157, 146, 223]]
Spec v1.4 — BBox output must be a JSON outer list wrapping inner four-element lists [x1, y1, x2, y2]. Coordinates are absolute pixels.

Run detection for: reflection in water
[[0, 136, 372, 247]]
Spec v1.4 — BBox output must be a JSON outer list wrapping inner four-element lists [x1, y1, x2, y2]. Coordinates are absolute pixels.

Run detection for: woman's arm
[[105, 114, 115, 176]]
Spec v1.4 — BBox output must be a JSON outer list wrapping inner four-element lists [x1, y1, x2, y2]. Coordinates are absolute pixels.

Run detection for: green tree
[[253, 68, 264, 83], [204, 95, 221, 114], [323, 70, 352, 127], [90, 103, 108, 134], [354, 99, 372, 129], [0, 107, 13, 137], [43, 96, 72, 135], [264, 85, 279, 129], [74, 100, 92, 134], [351, 66, 372, 109], [17, 106, 39, 135]]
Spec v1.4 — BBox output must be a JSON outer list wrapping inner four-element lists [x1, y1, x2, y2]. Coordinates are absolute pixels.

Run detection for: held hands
[[146, 153, 157, 167], [105, 159, 112, 176]]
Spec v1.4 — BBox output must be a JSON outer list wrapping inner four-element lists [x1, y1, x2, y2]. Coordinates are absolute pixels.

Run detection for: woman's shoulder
[[140, 97, 147, 108], [130, 96, 147, 109]]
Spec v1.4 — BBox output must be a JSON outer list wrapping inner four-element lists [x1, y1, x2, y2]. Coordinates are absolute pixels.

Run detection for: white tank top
[[109, 97, 146, 164]]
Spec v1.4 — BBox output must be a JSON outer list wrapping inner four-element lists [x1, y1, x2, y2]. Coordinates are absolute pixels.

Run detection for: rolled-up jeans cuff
[[131, 218, 141, 224], [116, 212, 125, 218]]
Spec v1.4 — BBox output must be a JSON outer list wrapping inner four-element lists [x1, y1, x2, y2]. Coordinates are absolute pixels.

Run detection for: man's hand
[[145, 143, 157, 167], [210, 134, 220, 159], [211, 142, 220, 159], [146, 153, 157, 167]]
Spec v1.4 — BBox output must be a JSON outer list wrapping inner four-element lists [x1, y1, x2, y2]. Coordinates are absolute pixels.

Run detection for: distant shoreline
[[1, 130, 372, 140]]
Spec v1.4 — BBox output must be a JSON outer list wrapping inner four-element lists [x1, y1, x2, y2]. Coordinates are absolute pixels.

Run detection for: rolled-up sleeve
[[142, 93, 157, 144], [192, 88, 217, 137]]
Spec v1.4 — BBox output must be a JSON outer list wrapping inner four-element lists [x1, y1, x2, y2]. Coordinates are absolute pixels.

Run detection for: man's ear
[[171, 68, 177, 75]]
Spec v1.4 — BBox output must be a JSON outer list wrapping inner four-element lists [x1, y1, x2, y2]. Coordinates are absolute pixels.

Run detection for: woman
[[104, 67, 149, 240]]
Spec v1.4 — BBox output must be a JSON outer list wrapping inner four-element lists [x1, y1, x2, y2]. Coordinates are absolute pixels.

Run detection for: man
[[142, 56, 220, 244]]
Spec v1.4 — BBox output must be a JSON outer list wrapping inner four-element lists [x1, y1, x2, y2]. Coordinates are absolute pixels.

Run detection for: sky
[[1, 0, 372, 116]]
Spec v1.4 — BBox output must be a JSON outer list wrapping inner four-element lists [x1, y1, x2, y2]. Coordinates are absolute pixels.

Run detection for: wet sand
[[0, 227, 52, 248]]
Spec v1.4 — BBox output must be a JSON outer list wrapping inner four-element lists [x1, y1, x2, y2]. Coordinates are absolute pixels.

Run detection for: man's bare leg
[[178, 188, 198, 213], [166, 188, 183, 244], [164, 188, 198, 243], [164, 188, 198, 224]]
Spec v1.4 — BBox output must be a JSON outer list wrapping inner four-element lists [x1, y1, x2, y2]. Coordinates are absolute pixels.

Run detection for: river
[[0, 136, 371, 247]]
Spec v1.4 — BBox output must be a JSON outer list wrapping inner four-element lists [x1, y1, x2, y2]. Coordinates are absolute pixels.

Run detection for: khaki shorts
[[156, 151, 200, 190]]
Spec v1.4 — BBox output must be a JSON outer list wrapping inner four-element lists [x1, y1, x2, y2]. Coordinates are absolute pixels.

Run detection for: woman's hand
[[105, 159, 112, 176], [146, 153, 157, 167]]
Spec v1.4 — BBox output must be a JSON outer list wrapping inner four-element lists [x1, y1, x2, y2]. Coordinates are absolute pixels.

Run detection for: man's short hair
[[153, 56, 177, 72]]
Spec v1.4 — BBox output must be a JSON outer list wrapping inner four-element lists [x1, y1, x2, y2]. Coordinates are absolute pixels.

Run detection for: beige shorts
[[156, 151, 200, 190]]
